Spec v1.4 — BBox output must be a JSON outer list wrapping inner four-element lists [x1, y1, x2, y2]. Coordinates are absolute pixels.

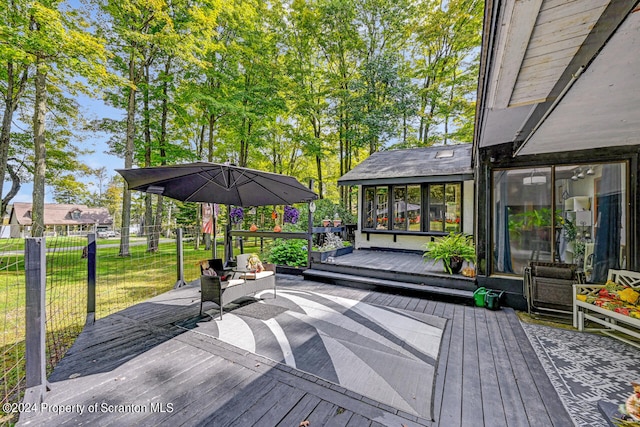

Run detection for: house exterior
[[473, 0, 640, 308], [9, 203, 113, 238], [338, 144, 474, 253]]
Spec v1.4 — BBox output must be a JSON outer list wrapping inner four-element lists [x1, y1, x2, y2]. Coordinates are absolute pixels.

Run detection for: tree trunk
[[315, 155, 323, 199], [151, 57, 171, 252], [119, 51, 137, 256], [31, 59, 47, 237], [143, 61, 153, 250], [0, 63, 28, 214]]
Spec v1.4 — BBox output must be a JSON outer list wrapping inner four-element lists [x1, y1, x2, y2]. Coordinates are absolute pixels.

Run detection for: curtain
[[592, 164, 621, 283], [495, 171, 514, 273]]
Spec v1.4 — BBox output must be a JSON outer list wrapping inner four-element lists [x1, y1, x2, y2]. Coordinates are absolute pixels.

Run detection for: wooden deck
[[18, 275, 571, 427], [304, 249, 478, 302]]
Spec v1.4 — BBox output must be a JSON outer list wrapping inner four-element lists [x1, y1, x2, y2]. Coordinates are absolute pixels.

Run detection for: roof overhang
[[338, 173, 475, 187], [475, 0, 640, 157]]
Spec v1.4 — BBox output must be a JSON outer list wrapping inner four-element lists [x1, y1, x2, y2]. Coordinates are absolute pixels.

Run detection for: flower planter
[[310, 245, 353, 262]]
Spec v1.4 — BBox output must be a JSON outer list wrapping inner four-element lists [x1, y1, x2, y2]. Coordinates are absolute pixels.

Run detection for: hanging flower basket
[[230, 207, 244, 225], [283, 205, 299, 224]]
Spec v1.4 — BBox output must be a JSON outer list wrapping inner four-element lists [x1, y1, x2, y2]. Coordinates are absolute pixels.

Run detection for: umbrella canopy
[[116, 162, 318, 206]]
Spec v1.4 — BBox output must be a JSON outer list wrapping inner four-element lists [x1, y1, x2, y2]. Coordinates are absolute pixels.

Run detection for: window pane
[[407, 185, 421, 231], [393, 186, 407, 230], [554, 163, 626, 282], [445, 184, 461, 233], [429, 184, 444, 231], [376, 187, 389, 230], [364, 187, 375, 229], [493, 168, 552, 275]]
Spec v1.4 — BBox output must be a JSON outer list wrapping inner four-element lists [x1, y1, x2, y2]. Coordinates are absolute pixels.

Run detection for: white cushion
[[225, 279, 246, 287], [241, 271, 274, 280]]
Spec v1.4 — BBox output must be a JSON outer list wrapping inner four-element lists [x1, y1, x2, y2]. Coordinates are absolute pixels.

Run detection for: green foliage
[[174, 202, 199, 226], [312, 198, 356, 225], [266, 238, 308, 267], [0, 0, 482, 226], [423, 232, 475, 274]]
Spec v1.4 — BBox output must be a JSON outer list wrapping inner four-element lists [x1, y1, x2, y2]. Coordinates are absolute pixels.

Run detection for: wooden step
[[303, 268, 475, 302]]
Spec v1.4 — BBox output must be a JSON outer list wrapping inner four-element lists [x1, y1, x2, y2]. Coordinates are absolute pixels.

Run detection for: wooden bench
[[200, 263, 276, 319], [573, 269, 640, 348]]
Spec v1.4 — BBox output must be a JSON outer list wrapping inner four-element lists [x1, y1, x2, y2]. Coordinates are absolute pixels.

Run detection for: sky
[[8, 95, 125, 205]]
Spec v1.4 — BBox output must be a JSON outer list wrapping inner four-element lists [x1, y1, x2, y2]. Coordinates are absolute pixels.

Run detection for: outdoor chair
[[199, 262, 276, 320], [199, 258, 227, 277], [524, 261, 585, 314], [234, 253, 252, 279]]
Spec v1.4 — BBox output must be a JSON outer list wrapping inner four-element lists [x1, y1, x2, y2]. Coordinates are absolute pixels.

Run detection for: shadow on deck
[[304, 249, 477, 303]]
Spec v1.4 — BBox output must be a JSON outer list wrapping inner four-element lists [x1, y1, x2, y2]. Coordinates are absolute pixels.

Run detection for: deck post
[[24, 237, 47, 404], [174, 228, 186, 288], [308, 179, 315, 268], [86, 233, 96, 325]]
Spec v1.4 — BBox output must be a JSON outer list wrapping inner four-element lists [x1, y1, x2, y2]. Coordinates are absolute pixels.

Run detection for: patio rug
[[522, 322, 640, 426], [192, 289, 446, 420]]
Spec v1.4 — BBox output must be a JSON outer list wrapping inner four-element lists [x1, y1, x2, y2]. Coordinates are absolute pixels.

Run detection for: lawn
[[0, 235, 269, 421]]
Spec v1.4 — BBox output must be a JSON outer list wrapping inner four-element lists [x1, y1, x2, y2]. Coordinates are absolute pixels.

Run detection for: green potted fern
[[424, 232, 476, 274]]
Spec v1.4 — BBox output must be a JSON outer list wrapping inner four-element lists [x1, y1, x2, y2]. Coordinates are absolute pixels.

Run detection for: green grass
[[0, 235, 272, 418]]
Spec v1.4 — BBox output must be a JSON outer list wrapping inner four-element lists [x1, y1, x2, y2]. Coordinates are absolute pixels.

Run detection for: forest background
[[0, 0, 482, 242]]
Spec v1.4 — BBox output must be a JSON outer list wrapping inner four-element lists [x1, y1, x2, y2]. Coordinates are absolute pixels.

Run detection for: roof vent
[[435, 150, 454, 159]]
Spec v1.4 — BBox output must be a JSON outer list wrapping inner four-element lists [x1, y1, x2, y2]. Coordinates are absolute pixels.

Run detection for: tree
[[411, 0, 482, 146], [0, 0, 31, 215], [15, 1, 113, 236]]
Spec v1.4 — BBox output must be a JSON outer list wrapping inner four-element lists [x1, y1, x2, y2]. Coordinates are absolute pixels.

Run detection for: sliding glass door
[[492, 162, 627, 280]]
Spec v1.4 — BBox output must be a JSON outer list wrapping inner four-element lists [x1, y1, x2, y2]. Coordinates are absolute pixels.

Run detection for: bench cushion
[[240, 271, 275, 280], [576, 287, 640, 319], [224, 279, 247, 288]]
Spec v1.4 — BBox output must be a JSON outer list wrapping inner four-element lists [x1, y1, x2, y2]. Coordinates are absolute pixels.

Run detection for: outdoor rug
[[522, 322, 640, 426], [191, 289, 447, 420]]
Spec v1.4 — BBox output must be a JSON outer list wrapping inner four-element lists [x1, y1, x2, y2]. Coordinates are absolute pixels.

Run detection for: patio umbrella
[[116, 162, 318, 206], [117, 162, 318, 264]]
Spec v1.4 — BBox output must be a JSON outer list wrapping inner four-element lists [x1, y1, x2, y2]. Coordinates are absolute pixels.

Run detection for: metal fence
[[0, 226, 223, 423], [0, 238, 27, 421]]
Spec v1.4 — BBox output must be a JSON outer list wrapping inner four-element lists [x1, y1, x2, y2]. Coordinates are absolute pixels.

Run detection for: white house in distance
[[9, 203, 113, 238], [338, 143, 474, 253]]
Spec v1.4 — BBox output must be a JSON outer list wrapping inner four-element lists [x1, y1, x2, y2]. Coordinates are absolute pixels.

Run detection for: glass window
[[407, 185, 421, 231], [361, 182, 460, 234], [429, 184, 445, 231], [376, 187, 388, 230], [393, 186, 407, 231], [493, 168, 552, 275], [445, 184, 461, 233], [492, 163, 627, 279], [364, 188, 375, 229]]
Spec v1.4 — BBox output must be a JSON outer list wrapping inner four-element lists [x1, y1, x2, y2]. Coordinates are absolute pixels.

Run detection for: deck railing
[[0, 226, 218, 422]]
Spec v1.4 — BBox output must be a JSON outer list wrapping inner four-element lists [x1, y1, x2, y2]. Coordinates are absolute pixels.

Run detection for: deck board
[[461, 308, 483, 427], [475, 308, 509, 426], [484, 310, 530, 427], [18, 276, 571, 427]]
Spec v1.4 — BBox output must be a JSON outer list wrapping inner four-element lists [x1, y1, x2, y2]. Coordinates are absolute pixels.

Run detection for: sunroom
[[338, 144, 474, 253]]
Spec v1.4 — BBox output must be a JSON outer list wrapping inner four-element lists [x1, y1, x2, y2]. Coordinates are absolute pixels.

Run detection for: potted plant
[[310, 232, 353, 262], [423, 232, 476, 274], [333, 212, 342, 227]]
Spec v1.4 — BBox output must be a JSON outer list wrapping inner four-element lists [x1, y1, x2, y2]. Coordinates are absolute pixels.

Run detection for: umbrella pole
[[212, 215, 217, 259], [224, 205, 232, 266]]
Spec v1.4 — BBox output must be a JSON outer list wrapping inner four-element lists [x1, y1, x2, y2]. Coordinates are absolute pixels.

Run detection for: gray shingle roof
[[338, 144, 473, 185], [10, 203, 113, 226]]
